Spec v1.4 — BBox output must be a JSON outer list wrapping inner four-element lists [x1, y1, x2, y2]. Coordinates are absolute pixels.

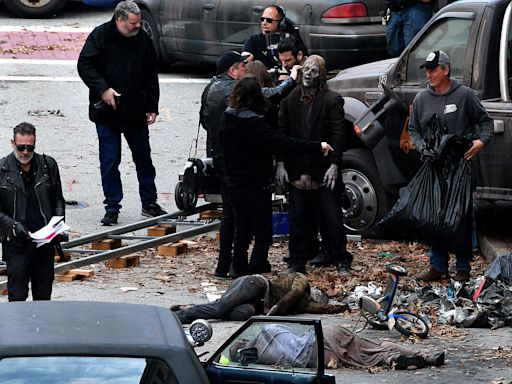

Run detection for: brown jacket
[[265, 273, 345, 315]]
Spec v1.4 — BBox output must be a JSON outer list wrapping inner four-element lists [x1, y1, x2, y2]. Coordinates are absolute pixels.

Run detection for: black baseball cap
[[420, 50, 450, 69], [216, 51, 249, 75]]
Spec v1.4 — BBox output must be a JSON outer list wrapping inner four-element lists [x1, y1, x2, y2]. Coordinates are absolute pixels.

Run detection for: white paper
[[30, 216, 70, 247]]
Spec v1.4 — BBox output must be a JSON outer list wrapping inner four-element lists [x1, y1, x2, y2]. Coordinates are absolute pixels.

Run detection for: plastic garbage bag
[[380, 114, 472, 250], [484, 253, 512, 285]]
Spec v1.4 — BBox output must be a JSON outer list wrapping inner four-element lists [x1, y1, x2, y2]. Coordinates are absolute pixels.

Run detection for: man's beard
[[14, 151, 34, 165]]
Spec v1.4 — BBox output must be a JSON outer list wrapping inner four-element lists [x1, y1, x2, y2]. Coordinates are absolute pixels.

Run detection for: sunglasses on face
[[15, 144, 35, 152], [260, 17, 281, 23]]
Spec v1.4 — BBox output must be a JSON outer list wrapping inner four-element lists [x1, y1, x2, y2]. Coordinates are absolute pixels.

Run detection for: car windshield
[[214, 322, 319, 374], [0, 356, 178, 384]]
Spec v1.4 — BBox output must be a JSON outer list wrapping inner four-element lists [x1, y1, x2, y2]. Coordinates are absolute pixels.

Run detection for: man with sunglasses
[[243, 5, 305, 70], [0, 122, 65, 301]]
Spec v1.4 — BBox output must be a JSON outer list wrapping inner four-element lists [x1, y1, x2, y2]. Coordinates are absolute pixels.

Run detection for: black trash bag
[[380, 114, 472, 250], [485, 253, 512, 285]]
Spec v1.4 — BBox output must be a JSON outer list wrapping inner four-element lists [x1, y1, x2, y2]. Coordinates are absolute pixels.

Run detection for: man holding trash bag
[[409, 50, 493, 282]]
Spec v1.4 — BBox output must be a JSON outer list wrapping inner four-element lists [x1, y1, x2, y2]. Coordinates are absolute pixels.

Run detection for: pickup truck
[[328, 0, 512, 237]]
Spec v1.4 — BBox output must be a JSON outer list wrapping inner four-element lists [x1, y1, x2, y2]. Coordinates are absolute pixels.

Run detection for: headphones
[[274, 5, 286, 30]]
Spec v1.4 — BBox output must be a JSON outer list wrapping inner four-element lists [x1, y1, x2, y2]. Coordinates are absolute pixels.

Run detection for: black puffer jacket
[[0, 153, 65, 244], [77, 17, 159, 129]]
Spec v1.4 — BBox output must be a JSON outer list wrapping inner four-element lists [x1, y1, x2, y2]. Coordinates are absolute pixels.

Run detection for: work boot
[[424, 351, 445, 367], [337, 263, 352, 278], [142, 203, 167, 217], [453, 270, 470, 282], [101, 211, 118, 226], [170, 304, 195, 312], [417, 267, 448, 282], [310, 253, 334, 267], [394, 355, 427, 370]]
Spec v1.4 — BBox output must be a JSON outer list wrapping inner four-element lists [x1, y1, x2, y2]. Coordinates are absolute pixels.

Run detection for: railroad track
[[0, 203, 220, 291]]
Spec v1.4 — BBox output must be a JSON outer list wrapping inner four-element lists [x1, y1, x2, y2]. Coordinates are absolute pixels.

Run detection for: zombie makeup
[[302, 61, 320, 88]]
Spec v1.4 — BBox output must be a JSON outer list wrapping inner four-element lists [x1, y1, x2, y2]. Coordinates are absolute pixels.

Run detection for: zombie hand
[[323, 164, 338, 190], [275, 162, 289, 187]]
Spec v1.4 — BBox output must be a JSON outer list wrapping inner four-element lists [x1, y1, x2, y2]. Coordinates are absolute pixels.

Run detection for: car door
[[205, 317, 335, 384], [476, 1, 512, 201], [216, 0, 268, 51], [158, 0, 221, 59]]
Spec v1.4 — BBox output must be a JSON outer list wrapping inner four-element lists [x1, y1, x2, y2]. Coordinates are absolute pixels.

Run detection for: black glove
[[12, 222, 30, 240]]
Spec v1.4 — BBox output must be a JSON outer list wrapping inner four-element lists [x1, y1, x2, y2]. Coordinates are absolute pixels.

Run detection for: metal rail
[[0, 204, 220, 291]]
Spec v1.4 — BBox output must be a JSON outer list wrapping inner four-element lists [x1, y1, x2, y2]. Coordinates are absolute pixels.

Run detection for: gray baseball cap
[[420, 50, 450, 69]]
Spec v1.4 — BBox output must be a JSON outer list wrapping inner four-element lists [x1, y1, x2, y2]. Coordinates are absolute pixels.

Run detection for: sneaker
[[101, 211, 118, 226], [142, 203, 167, 217], [417, 267, 448, 282], [453, 270, 471, 282]]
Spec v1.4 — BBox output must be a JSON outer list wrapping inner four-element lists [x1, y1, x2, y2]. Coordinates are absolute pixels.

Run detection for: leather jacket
[[0, 152, 65, 243]]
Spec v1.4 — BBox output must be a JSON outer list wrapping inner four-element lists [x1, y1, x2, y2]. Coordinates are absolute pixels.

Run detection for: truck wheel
[[3, 0, 66, 18], [140, 8, 161, 61], [341, 149, 394, 237]]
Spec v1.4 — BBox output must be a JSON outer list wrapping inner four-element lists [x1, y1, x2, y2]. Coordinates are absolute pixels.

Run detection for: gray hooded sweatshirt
[[409, 78, 494, 151]]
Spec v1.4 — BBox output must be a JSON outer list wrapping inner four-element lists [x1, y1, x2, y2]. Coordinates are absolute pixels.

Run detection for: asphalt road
[[0, 5, 511, 384]]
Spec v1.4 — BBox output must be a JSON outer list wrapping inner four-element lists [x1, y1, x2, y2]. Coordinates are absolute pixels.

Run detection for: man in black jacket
[[277, 55, 352, 277], [0, 122, 65, 301], [78, 1, 166, 226], [200, 51, 248, 279]]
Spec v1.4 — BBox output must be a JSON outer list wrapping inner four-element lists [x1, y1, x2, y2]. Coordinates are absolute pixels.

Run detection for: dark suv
[[135, 0, 388, 70]]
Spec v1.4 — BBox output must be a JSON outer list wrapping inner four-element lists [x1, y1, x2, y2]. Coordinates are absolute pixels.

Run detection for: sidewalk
[[0, 27, 88, 60]]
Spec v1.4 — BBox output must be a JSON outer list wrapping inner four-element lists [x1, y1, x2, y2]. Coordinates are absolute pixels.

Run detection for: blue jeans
[[386, 3, 433, 57], [96, 124, 157, 212]]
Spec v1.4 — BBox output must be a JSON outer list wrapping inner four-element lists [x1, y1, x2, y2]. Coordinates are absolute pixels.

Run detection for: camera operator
[[242, 5, 306, 70]]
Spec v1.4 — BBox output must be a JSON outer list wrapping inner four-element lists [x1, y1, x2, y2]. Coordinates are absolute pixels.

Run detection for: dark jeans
[[213, 158, 235, 274], [176, 275, 267, 324], [230, 187, 273, 275], [4, 243, 54, 301], [96, 124, 157, 212], [288, 184, 350, 268], [386, 3, 433, 57]]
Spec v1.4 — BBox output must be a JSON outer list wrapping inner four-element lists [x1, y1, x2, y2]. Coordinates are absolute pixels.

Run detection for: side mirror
[[239, 347, 258, 366]]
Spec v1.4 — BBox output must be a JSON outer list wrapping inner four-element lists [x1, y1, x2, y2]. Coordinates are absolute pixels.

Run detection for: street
[[0, 4, 511, 383]]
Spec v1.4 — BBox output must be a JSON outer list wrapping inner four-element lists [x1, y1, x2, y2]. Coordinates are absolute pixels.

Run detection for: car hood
[[328, 58, 397, 92]]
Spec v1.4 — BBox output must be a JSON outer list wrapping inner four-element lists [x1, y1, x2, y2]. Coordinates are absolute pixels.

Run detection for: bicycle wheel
[[393, 312, 429, 338]]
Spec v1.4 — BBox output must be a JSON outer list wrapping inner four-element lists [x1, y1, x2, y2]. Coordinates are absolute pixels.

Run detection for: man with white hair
[[78, 1, 166, 226]]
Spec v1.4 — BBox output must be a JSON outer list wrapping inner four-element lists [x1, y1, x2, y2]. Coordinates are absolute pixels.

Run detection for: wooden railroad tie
[[199, 209, 222, 220], [147, 224, 176, 237], [157, 241, 188, 257], [55, 268, 95, 282], [91, 238, 122, 250], [107, 255, 140, 269], [54, 251, 72, 263]]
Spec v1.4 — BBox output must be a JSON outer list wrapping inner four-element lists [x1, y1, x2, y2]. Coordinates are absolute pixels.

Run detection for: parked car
[[0, 301, 334, 383], [0, 0, 117, 18], [135, 0, 388, 70], [328, 0, 512, 237]]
